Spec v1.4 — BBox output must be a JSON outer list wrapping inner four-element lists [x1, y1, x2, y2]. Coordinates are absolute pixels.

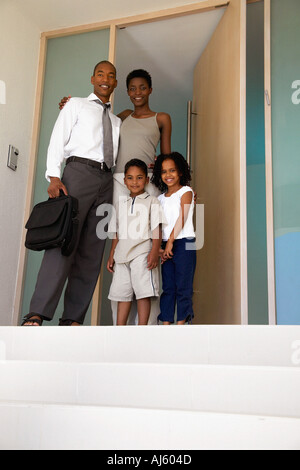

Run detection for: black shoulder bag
[[25, 191, 79, 256]]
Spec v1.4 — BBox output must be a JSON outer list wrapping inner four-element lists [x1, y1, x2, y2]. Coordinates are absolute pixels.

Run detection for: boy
[[107, 159, 166, 325]]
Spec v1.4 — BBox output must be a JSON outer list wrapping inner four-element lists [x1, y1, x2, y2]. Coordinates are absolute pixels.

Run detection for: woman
[[113, 69, 171, 203]]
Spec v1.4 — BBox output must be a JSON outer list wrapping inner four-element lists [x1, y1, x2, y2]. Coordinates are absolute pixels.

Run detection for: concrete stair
[[0, 326, 300, 450]]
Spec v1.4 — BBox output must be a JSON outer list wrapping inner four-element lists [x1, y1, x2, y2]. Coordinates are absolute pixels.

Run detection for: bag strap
[[61, 197, 79, 257], [61, 217, 79, 256]]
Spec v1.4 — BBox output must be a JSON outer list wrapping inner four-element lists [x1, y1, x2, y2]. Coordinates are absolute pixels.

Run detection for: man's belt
[[66, 156, 111, 172]]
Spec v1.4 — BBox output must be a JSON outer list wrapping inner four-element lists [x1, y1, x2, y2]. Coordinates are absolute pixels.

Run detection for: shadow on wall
[[0, 80, 6, 104]]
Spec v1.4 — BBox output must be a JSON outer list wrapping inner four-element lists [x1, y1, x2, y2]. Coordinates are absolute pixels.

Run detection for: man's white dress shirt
[[46, 93, 121, 181]]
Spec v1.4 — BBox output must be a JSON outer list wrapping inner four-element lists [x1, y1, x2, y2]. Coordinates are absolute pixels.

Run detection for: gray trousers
[[29, 161, 113, 324]]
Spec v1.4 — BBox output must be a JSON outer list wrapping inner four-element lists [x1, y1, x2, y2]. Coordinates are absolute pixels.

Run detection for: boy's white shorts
[[108, 253, 160, 302]]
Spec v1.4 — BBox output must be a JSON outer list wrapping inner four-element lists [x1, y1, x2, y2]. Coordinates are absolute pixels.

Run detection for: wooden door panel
[[192, 0, 247, 324]]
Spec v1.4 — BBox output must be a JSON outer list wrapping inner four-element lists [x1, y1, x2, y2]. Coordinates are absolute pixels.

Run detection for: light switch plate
[[7, 145, 19, 171]]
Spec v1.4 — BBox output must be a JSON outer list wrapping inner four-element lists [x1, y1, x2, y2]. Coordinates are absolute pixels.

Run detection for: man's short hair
[[124, 159, 148, 177], [93, 61, 117, 76], [126, 69, 152, 89]]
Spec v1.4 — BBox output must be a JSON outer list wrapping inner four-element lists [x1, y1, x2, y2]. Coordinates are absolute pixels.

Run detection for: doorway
[[99, 3, 249, 326]]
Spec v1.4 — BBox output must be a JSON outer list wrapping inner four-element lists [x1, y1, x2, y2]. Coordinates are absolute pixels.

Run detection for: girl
[[151, 153, 196, 325]]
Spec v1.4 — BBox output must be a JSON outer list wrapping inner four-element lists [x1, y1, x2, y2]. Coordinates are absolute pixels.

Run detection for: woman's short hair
[[126, 69, 152, 89]]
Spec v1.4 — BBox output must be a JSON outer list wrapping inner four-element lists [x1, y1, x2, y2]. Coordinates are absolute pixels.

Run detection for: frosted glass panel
[[271, 0, 300, 324], [21, 29, 110, 325], [246, 2, 268, 324]]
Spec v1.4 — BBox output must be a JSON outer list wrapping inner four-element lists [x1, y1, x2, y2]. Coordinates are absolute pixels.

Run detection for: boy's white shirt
[[46, 93, 122, 181], [111, 192, 167, 264]]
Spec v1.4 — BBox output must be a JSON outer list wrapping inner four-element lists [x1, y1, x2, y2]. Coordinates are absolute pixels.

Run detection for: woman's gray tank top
[[115, 114, 160, 174]]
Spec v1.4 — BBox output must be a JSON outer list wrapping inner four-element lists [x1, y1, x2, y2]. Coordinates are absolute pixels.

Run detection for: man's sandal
[[21, 314, 43, 326]]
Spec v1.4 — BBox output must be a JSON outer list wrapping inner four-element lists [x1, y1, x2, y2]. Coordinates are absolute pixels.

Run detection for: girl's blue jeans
[[158, 238, 197, 324]]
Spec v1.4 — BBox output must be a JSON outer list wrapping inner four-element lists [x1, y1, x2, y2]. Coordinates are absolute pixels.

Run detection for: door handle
[[186, 100, 197, 170]]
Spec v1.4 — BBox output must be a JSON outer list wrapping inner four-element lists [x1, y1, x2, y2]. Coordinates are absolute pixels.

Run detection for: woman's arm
[[117, 109, 132, 122], [163, 191, 193, 259], [157, 112, 172, 154]]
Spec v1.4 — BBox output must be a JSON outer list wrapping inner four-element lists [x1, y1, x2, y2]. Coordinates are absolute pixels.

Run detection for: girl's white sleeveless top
[[158, 186, 195, 242]]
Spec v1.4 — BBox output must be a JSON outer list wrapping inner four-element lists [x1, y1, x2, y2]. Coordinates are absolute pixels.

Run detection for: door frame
[[14, 0, 263, 326], [264, 0, 277, 324]]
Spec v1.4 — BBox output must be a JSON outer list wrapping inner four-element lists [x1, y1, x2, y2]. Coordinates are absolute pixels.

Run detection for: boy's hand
[[147, 250, 159, 270], [107, 256, 115, 273], [59, 95, 71, 110]]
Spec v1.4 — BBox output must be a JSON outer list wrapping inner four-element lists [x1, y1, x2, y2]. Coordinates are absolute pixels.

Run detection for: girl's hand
[[107, 256, 115, 273], [164, 240, 174, 259], [159, 248, 166, 265], [59, 95, 71, 110]]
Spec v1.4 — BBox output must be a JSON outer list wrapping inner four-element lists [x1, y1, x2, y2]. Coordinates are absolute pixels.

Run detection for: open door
[[192, 0, 247, 324]]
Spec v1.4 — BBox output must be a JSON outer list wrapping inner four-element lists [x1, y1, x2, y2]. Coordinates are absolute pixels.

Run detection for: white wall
[[0, 0, 40, 325]]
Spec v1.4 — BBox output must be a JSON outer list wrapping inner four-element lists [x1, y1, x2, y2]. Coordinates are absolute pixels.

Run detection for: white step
[[1, 326, 300, 366], [0, 361, 299, 419], [0, 402, 299, 450]]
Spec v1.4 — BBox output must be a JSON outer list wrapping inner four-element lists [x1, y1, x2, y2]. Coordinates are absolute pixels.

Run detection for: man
[[22, 61, 121, 326]]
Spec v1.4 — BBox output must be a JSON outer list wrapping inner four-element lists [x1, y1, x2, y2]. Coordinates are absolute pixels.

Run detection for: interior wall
[[0, 0, 40, 325], [246, 1, 269, 324]]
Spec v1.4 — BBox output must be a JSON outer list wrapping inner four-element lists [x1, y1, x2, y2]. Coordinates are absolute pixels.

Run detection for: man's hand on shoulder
[[48, 177, 68, 198]]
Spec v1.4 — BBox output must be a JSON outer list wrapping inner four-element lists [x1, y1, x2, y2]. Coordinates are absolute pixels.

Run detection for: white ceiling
[[13, 0, 208, 32], [112, 8, 225, 156], [114, 9, 225, 112], [13, 0, 225, 124]]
